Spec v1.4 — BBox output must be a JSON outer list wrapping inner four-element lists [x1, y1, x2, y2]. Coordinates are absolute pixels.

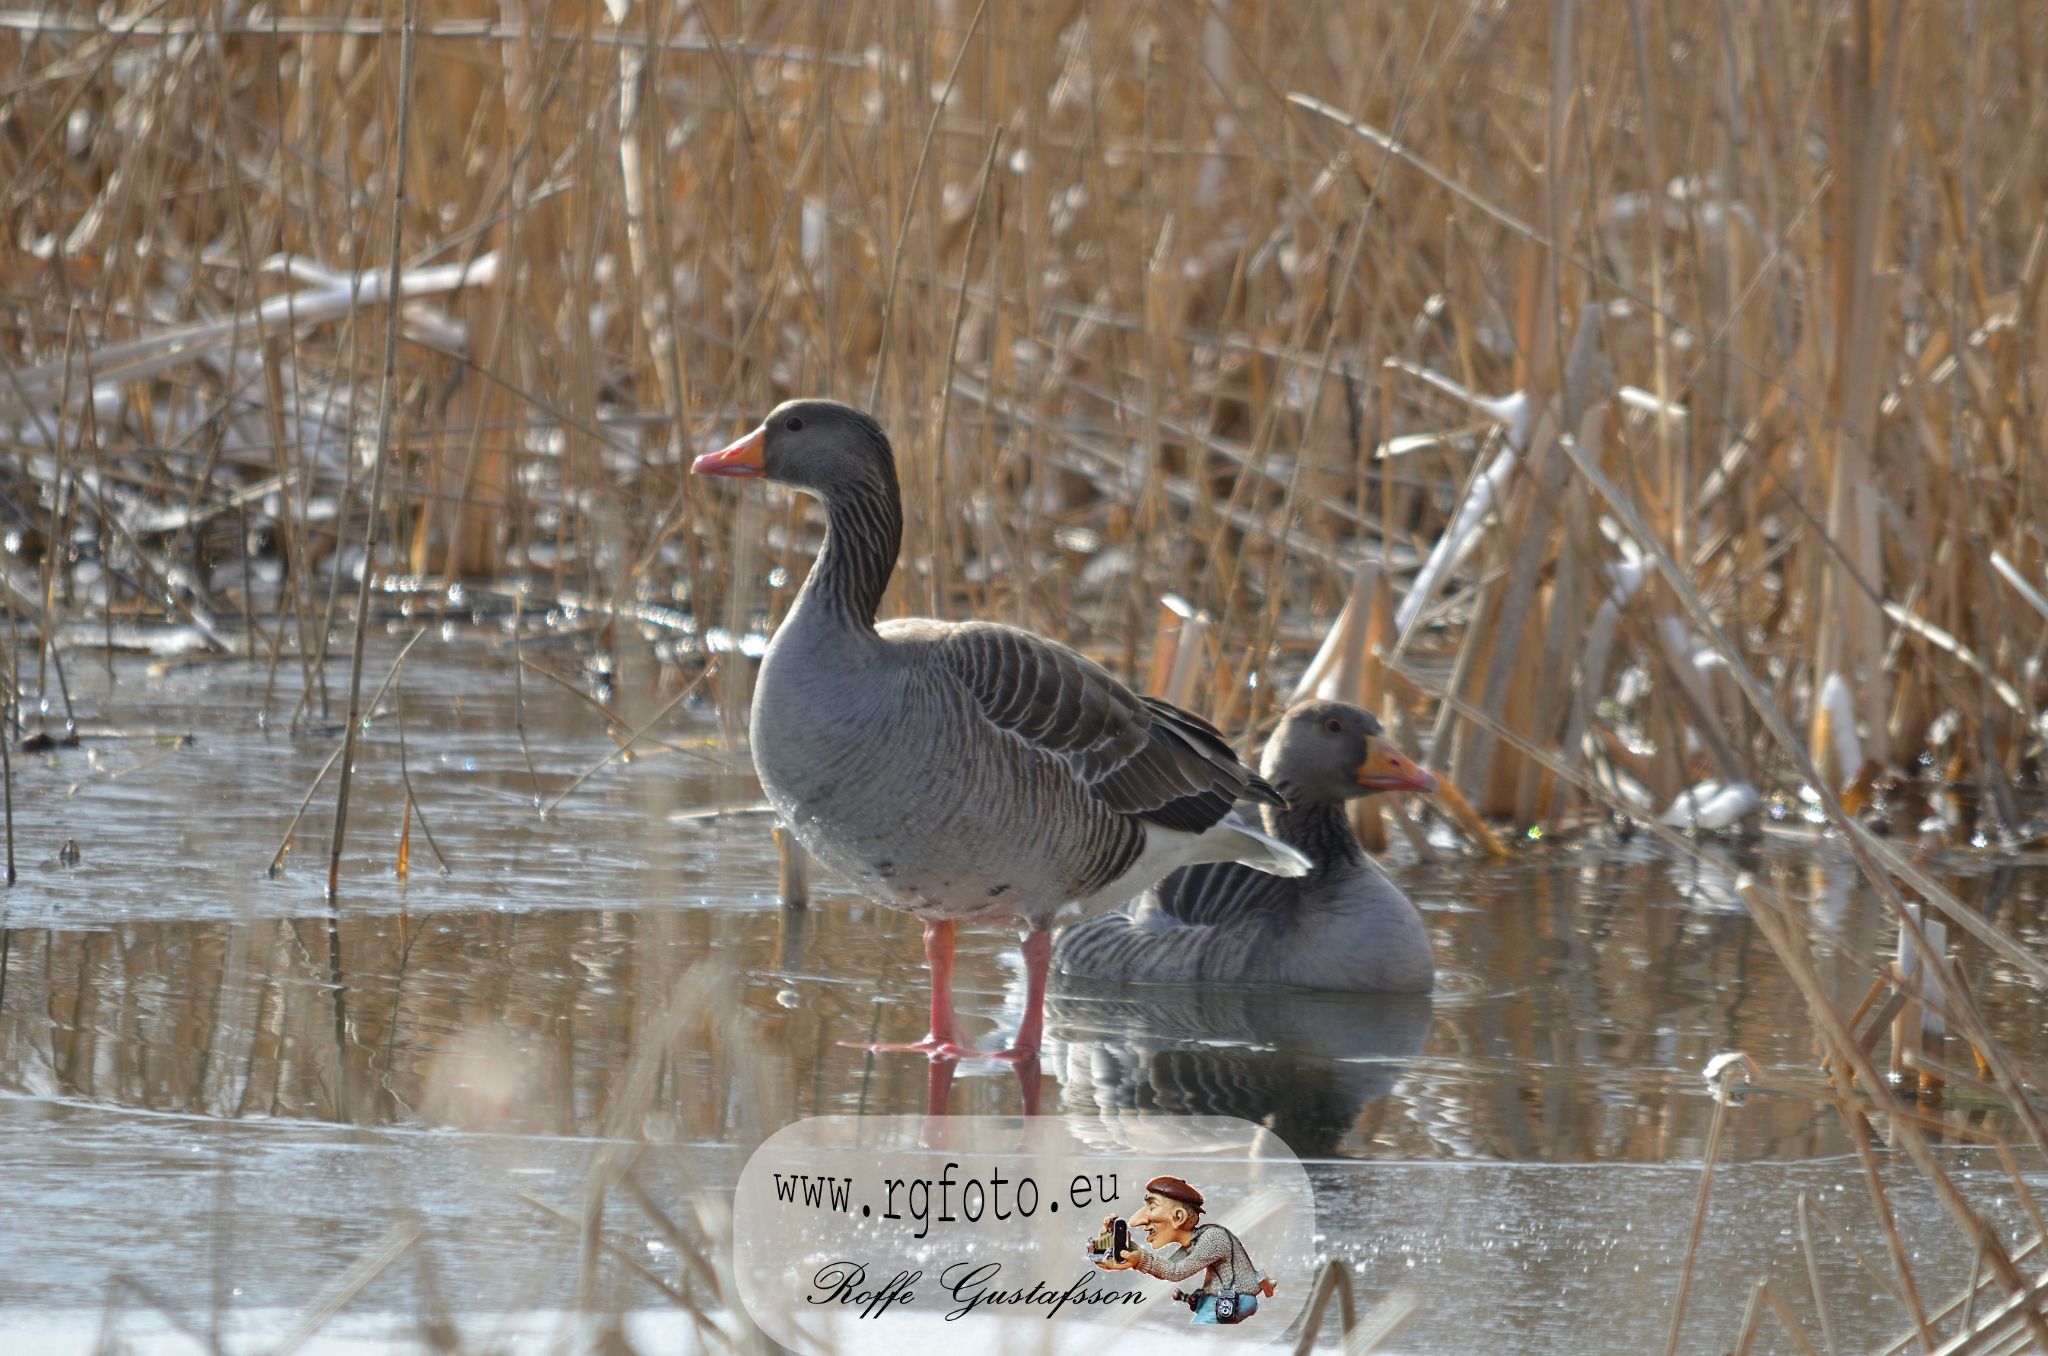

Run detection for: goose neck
[[1261, 797, 1369, 875], [799, 476, 901, 629]]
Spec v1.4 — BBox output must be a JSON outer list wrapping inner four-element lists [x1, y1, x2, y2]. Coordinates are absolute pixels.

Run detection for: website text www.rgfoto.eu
[[771, 1164, 1120, 1239]]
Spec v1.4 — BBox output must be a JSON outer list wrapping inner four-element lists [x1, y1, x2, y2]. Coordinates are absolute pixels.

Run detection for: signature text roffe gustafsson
[[806, 1260, 1144, 1321]]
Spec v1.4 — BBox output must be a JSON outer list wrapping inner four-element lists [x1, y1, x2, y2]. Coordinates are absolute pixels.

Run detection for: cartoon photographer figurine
[[1093, 1175, 1275, 1324]]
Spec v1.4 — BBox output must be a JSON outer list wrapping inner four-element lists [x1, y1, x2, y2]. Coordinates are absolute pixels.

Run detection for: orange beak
[[692, 425, 766, 478], [1355, 736, 1438, 794]]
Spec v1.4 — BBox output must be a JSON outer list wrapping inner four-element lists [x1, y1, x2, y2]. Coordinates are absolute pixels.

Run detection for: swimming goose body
[[1054, 700, 1438, 992], [693, 399, 1308, 1058]]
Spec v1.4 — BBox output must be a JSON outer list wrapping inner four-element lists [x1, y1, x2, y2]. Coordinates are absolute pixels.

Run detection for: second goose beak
[[1355, 736, 1438, 794], [692, 425, 766, 477]]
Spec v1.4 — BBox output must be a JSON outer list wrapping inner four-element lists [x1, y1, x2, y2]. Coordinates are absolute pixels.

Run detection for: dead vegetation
[[0, 0, 2038, 835], [4, 0, 2048, 1351]]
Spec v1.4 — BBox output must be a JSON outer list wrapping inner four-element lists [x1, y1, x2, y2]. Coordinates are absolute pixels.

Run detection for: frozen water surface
[[0, 631, 2041, 1352]]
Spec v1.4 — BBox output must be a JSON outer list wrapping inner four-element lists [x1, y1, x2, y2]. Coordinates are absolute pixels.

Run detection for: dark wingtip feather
[[1243, 771, 1289, 808], [1137, 697, 1279, 824]]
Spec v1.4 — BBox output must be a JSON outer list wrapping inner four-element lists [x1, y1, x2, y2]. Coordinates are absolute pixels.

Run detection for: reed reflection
[[0, 848, 2040, 1163]]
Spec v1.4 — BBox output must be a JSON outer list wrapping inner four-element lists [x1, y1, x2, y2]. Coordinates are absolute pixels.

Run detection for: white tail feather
[[1200, 823, 1312, 878]]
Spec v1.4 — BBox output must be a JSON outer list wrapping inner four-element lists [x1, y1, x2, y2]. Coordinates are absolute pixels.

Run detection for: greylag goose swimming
[[1053, 700, 1438, 992], [692, 399, 1308, 1060]]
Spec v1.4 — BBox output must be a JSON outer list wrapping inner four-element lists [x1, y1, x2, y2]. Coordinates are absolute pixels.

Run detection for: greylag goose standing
[[693, 399, 1308, 1060], [1054, 700, 1438, 991]]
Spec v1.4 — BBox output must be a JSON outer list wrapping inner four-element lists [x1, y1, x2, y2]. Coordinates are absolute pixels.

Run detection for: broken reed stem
[[1806, 1190, 1920, 1319], [1963, 1241, 1987, 1339], [393, 678, 448, 876], [538, 661, 718, 818], [105, 1273, 222, 1356], [267, 627, 427, 877], [1290, 1260, 1359, 1356], [1752, 1279, 1824, 1356]]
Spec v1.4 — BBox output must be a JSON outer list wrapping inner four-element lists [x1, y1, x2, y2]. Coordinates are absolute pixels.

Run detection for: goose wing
[[920, 620, 1280, 833], [1149, 853, 1301, 927], [1053, 854, 1297, 984]]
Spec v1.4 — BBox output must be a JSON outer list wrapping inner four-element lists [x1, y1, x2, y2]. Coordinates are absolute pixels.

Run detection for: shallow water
[[0, 1093, 2036, 1355], [0, 630, 2039, 1351]]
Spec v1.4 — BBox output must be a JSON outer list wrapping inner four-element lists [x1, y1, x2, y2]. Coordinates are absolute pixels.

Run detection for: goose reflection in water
[[1043, 983, 1434, 1156], [900, 978, 1430, 1129]]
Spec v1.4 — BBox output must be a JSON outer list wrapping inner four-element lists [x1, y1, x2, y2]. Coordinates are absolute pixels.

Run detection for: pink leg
[[1009, 1055, 1044, 1115], [842, 920, 974, 1058], [925, 1057, 958, 1117], [922, 1054, 1038, 1118], [992, 929, 1052, 1063]]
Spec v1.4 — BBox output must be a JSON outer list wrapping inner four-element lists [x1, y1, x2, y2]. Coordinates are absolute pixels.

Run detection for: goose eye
[[784, 415, 804, 432], [1323, 717, 1344, 734]]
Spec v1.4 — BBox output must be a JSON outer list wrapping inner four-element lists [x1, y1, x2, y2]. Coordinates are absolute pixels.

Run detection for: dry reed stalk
[[5, 5, 2048, 1334], [1387, 648, 2045, 1334], [1744, 1278, 1825, 1356], [1563, 430, 2048, 1166], [266, 1222, 422, 1356], [265, 626, 428, 878], [1742, 876, 2044, 1350], [1453, 310, 1594, 811], [324, 0, 421, 905], [539, 660, 716, 818], [1892, 903, 1949, 1098], [1148, 596, 1213, 710], [1145, 596, 1190, 698], [0, 627, 12, 887], [1890, 1237, 2048, 1356], [1796, 1191, 1841, 1356], [1355, 566, 1398, 851], [521, 1191, 697, 1313], [1289, 1260, 1358, 1356], [1664, 1055, 1739, 1356], [391, 680, 447, 877], [1809, 1, 1906, 786], [1806, 1189, 1924, 1328], [103, 1273, 225, 1356]]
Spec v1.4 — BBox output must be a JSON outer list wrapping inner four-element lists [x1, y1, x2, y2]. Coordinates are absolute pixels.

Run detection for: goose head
[[1262, 700, 1438, 804], [691, 398, 896, 502]]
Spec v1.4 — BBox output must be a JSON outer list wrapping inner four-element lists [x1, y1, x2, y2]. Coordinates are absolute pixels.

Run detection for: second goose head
[[1263, 700, 1438, 805], [692, 398, 897, 503]]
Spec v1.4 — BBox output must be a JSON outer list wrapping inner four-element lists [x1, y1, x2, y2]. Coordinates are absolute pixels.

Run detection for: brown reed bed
[[4, 0, 2048, 1350], [0, 0, 2040, 836]]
